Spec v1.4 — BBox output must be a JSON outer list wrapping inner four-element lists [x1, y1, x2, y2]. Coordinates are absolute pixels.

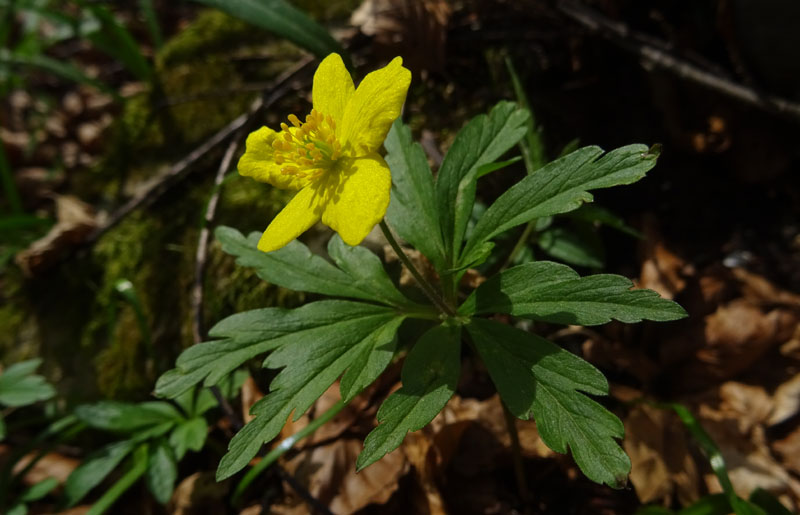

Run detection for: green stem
[[502, 221, 536, 271], [87, 445, 148, 515], [501, 401, 530, 503], [380, 220, 455, 317], [232, 398, 349, 505]]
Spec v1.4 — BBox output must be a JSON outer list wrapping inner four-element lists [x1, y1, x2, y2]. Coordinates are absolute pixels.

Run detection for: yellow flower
[[238, 53, 411, 252]]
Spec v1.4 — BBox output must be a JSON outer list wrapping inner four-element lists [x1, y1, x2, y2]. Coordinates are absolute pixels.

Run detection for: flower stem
[[502, 401, 530, 503], [379, 220, 456, 317], [502, 220, 536, 271]]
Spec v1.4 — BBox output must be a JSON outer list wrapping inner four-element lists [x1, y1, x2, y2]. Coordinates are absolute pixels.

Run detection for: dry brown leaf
[[168, 471, 229, 515], [769, 374, 800, 426], [240, 375, 264, 424], [12, 450, 79, 486], [701, 416, 800, 509], [624, 404, 700, 506], [697, 384, 800, 508], [717, 382, 774, 433], [15, 195, 97, 276], [283, 438, 407, 514], [732, 267, 800, 307], [774, 427, 800, 476], [669, 300, 797, 390], [639, 216, 693, 299]]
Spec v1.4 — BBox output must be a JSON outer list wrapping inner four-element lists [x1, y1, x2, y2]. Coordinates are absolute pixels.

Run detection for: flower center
[[271, 108, 342, 179]]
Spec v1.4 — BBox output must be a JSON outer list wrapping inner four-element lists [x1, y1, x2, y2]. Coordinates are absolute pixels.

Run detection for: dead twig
[[558, 0, 800, 123]]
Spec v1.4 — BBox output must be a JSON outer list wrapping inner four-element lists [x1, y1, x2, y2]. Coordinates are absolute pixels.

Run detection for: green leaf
[[18, 477, 59, 502], [169, 417, 207, 460], [73, 401, 182, 433], [476, 156, 522, 179], [567, 203, 642, 238], [0, 415, 5, 440], [537, 224, 605, 269], [327, 234, 417, 309], [156, 300, 394, 399], [192, 389, 219, 417], [435, 101, 530, 263], [216, 310, 405, 480], [191, 0, 346, 62], [461, 144, 660, 266], [467, 318, 629, 487], [505, 55, 547, 173], [0, 359, 55, 407], [748, 488, 792, 515], [81, 3, 152, 81], [357, 324, 461, 470], [459, 261, 686, 325], [384, 120, 446, 270], [0, 49, 115, 96], [675, 494, 745, 515], [215, 227, 415, 308], [64, 440, 136, 506], [6, 504, 25, 515], [146, 440, 177, 504]]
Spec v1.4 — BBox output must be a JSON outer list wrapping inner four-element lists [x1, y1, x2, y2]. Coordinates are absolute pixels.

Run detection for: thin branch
[[191, 136, 240, 345], [558, 0, 800, 123]]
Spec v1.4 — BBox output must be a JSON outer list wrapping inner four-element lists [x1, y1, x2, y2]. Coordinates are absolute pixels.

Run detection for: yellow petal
[[237, 127, 312, 190], [258, 184, 325, 252], [312, 53, 354, 126], [321, 153, 391, 246], [339, 57, 411, 155]]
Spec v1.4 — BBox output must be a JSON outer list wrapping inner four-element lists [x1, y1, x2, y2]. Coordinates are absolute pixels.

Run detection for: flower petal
[[339, 57, 411, 155], [237, 127, 312, 190], [321, 153, 391, 246], [258, 184, 325, 252], [312, 53, 354, 126]]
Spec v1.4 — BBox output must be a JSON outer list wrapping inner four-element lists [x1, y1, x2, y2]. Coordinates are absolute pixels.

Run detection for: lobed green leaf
[[73, 401, 183, 433], [384, 120, 446, 270], [146, 440, 178, 504], [169, 417, 208, 460], [215, 227, 415, 308], [460, 261, 686, 325], [357, 324, 461, 470], [461, 144, 660, 267], [467, 318, 629, 487], [537, 224, 605, 269], [435, 101, 530, 263], [216, 313, 405, 479], [0, 358, 55, 407], [64, 440, 136, 506], [156, 300, 395, 399]]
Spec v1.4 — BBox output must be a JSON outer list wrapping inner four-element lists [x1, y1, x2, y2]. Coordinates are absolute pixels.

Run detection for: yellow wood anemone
[[238, 54, 411, 252]]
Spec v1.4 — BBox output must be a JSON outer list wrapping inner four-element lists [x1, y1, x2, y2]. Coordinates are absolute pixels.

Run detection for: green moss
[[0, 270, 36, 363], [157, 10, 265, 69]]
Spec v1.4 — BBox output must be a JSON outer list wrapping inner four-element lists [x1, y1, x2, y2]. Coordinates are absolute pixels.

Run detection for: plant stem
[[502, 401, 530, 504], [502, 220, 536, 271], [379, 220, 455, 317], [232, 398, 349, 504], [87, 445, 148, 515]]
